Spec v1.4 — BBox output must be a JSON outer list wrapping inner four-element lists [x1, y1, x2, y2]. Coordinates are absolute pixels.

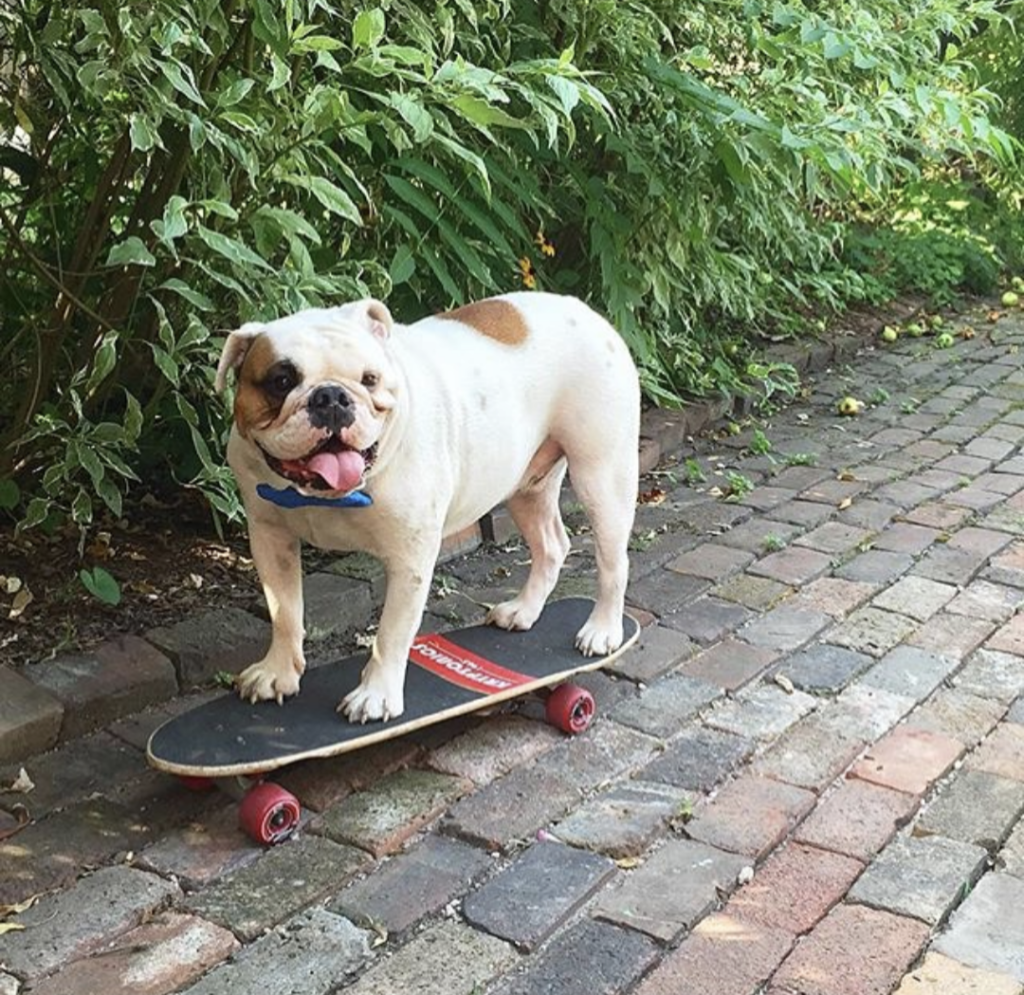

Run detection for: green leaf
[[389, 243, 416, 284], [157, 278, 214, 311], [150, 343, 181, 387], [86, 331, 119, 393], [352, 9, 385, 49], [71, 487, 93, 525], [254, 205, 322, 244], [289, 175, 363, 225], [391, 93, 434, 143], [19, 497, 51, 532], [123, 390, 143, 444], [217, 78, 255, 107], [95, 476, 123, 518], [159, 59, 205, 106], [106, 237, 156, 268], [80, 566, 122, 606], [196, 225, 273, 270], [161, 195, 189, 242], [129, 114, 157, 151], [450, 95, 529, 131], [0, 479, 20, 510]]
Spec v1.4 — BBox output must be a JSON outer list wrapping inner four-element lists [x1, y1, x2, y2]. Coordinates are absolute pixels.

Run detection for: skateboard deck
[[146, 598, 640, 780]]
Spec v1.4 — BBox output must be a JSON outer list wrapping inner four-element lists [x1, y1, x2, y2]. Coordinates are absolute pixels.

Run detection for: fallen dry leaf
[[0, 923, 25, 935], [2, 768, 34, 794], [615, 856, 644, 870], [837, 471, 856, 482], [637, 487, 666, 506], [837, 497, 853, 510], [0, 896, 37, 918], [774, 674, 795, 694], [9, 586, 33, 620]]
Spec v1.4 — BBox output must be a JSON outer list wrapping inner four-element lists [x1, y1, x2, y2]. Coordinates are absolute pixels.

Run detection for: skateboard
[[146, 598, 640, 844]]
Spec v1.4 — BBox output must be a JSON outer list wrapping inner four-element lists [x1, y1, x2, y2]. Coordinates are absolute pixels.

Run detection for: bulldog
[[215, 291, 640, 723]]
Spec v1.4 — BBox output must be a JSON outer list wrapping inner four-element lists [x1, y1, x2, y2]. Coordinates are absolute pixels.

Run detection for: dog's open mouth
[[259, 436, 377, 493]]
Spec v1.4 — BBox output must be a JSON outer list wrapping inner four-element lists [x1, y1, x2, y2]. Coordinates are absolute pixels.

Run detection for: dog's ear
[[334, 299, 394, 341], [215, 324, 264, 393]]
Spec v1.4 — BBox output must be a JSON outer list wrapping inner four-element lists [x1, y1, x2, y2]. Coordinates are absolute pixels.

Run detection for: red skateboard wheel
[[238, 782, 301, 845], [546, 683, 596, 734]]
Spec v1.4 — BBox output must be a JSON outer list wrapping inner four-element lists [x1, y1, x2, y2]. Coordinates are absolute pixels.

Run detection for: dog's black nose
[[308, 384, 355, 432]]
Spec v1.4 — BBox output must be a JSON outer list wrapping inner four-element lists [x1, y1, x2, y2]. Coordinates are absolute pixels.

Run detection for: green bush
[[1, 0, 1018, 532]]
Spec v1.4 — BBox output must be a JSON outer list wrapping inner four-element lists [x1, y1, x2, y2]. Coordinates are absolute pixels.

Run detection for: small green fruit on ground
[[1012, 276, 1024, 291], [837, 396, 863, 416], [881, 326, 899, 343], [1001, 291, 1020, 307], [928, 314, 943, 328], [906, 322, 925, 336], [936, 333, 955, 348]]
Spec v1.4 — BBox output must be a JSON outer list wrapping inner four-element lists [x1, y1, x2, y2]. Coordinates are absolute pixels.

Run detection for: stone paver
[[704, 682, 817, 741], [611, 673, 721, 736], [679, 638, 779, 691], [892, 951, 1024, 995], [850, 726, 965, 795], [860, 645, 959, 700], [592, 837, 747, 942], [871, 575, 957, 621], [0, 667, 63, 762], [965, 722, 1024, 782], [917, 769, 1024, 847], [934, 873, 1024, 981], [637, 725, 755, 792], [955, 648, 1024, 702], [780, 643, 873, 692], [848, 833, 989, 924], [463, 840, 615, 950]]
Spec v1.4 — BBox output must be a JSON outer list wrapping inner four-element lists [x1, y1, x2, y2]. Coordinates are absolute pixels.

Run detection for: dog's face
[[216, 300, 398, 495]]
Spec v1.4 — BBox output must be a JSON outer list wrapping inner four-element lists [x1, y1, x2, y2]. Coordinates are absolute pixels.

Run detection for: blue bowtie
[[256, 483, 373, 509]]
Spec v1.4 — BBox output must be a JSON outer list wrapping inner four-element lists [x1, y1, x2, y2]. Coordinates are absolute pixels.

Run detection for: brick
[[850, 726, 965, 795], [276, 738, 418, 812], [966, 723, 1024, 782], [902, 502, 975, 530], [329, 834, 490, 936], [955, 649, 1024, 703], [910, 613, 997, 660], [860, 645, 959, 700], [661, 595, 752, 644], [739, 604, 831, 652], [337, 918, 516, 995], [795, 522, 874, 554], [318, 768, 470, 856], [611, 673, 721, 737], [990, 615, 1024, 657], [825, 606, 918, 657], [892, 951, 1024, 995], [1004, 820, 1024, 878], [186, 836, 368, 941], [936, 453, 994, 475], [949, 525, 1015, 557], [875, 479, 943, 509], [136, 803, 263, 888], [24, 636, 176, 741], [987, 542, 1024, 588], [179, 908, 369, 995], [768, 498, 836, 527], [750, 546, 833, 586], [146, 607, 271, 687], [491, 918, 658, 995], [551, 719, 661, 791], [627, 570, 709, 616], [801, 477, 869, 505], [834, 549, 914, 584], [753, 710, 866, 792], [0, 666, 63, 762], [610, 624, 696, 683], [717, 518, 803, 553], [705, 683, 817, 741], [712, 573, 793, 610], [728, 842, 863, 934], [28, 913, 239, 995], [849, 833, 988, 924], [426, 715, 561, 785], [795, 778, 919, 860], [974, 471, 1024, 495], [948, 580, 1024, 623], [0, 796, 155, 905], [917, 769, 1024, 847], [737, 485, 798, 511], [639, 725, 754, 792], [934, 873, 1024, 982], [967, 436, 1017, 460], [946, 486, 1006, 511], [680, 638, 779, 691], [592, 837, 747, 942], [553, 781, 690, 858], [294, 571, 375, 640], [666, 543, 755, 580], [907, 688, 1006, 748], [832, 683, 915, 740], [0, 866, 180, 980], [463, 841, 615, 950], [780, 644, 873, 694], [772, 904, 930, 995], [685, 774, 815, 859], [632, 913, 793, 995], [914, 546, 989, 585], [790, 577, 876, 617], [872, 576, 957, 621], [839, 499, 901, 530]]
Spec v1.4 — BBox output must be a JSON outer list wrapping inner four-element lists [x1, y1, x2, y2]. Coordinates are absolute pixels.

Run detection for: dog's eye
[[263, 362, 299, 396], [361, 371, 379, 389]]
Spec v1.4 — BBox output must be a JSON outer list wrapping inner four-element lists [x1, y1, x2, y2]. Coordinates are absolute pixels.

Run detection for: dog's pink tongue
[[307, 450, 365, 492]]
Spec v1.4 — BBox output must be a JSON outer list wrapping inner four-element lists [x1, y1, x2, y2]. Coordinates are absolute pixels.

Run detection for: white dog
[[215, 292, 639, 723]]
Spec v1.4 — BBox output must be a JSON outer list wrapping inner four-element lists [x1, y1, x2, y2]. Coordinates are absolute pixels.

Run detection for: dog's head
[[216, 299, 398, 495]]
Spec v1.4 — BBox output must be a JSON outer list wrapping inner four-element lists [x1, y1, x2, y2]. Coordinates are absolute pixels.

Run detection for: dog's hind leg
[[567, 449, 637, 657], [487, 448, 570, 632]]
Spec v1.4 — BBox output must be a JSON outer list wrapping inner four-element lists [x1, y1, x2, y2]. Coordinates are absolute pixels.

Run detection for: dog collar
[[256, 483, 373, 509]]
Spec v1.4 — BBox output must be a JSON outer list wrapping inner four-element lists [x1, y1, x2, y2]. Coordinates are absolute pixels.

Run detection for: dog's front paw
[[487, 597, 542, 632], [340, 676, 404, 724], [574, 619, 624, 658], [236, 657, 304, 704]]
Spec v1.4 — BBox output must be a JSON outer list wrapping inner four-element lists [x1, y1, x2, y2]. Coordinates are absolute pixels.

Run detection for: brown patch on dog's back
[[234, 334, 283, 436], [439, 299, 528, 346]]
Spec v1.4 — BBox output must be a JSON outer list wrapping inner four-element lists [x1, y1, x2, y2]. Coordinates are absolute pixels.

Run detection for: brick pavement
[[2, 300, 1024, 994]]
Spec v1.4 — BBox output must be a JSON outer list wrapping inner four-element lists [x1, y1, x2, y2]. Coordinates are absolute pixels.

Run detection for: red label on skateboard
[[409, 634, 533, 694]]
